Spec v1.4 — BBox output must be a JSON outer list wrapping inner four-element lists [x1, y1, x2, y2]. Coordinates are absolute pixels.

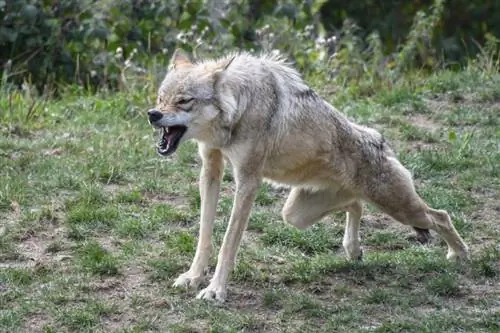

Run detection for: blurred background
[[1, 0, 499, 95]]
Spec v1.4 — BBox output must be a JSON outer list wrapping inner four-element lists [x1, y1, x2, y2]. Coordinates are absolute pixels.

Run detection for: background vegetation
[[0, 0, 499, 332], [1, 0, 500, 94]]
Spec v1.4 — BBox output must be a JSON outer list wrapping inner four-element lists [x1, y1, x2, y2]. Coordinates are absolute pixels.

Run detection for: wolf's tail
[[413, 227, 431, 244]]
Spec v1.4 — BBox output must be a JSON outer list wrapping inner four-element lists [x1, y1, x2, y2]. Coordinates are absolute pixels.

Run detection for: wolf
[[147, 48, 469, 302]]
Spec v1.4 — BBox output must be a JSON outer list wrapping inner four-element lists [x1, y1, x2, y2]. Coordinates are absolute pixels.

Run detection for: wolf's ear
[[170, 48, 193, 69], [213, 55, 236, 87]]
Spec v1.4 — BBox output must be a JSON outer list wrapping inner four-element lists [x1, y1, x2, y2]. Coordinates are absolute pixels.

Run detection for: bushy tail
[[413, 227, 431, 244]]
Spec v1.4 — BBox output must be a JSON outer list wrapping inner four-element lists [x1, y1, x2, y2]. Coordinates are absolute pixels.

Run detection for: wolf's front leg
[[173, 147, 223, 290], [196, 168, 261, 302]]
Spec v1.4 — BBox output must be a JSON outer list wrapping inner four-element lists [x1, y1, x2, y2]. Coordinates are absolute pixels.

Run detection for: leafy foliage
[[0, 0, 499, 94]]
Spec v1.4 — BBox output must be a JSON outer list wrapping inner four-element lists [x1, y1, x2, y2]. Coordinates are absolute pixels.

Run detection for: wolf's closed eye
[[176, 97, 194, 105]]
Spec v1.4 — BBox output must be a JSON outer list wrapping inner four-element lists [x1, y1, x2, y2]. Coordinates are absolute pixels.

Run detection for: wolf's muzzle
[[147, 109, 163, 123]]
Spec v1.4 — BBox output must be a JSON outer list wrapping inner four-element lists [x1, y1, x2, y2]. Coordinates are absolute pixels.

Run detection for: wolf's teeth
[[165, 127, 170, 134]]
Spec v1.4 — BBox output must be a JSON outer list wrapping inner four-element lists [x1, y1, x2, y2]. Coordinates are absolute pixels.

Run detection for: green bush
[[0, 0, 259, 92], [320, 0, 500, 64], [0, 0, 499, 93]]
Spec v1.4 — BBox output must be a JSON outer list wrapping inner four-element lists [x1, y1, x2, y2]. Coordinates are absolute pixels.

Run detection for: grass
[[0, 65, 499, 332]]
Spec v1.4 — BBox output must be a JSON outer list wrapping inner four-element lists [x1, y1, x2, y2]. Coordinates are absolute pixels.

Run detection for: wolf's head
[[147, 49, 234, 157]]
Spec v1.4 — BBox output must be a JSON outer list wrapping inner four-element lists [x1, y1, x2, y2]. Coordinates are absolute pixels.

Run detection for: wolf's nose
[[148, 109, 163, 122]]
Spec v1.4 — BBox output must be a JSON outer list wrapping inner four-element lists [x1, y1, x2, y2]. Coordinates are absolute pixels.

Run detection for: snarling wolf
[[147, 49, 469, 302]]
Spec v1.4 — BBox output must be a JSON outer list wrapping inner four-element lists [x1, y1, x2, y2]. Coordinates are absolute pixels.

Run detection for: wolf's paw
[[346, 247, 363, 262], [446, 247, 470, 262], [343, 241, 363, 262], [196, 284, 226, 303], [172, 271, 204, 289]]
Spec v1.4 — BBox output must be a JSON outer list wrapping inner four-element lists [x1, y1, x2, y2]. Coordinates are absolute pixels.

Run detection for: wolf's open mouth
[[157, 125, 187, 156]]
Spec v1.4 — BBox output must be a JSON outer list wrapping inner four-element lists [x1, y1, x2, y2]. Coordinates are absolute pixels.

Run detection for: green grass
[[1, 67, 499, 332]]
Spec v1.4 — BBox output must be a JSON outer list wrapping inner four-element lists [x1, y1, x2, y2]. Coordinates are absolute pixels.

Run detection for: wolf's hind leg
[[282, 187, 363, 261], [366, 157, 469, 260], [282, 187, 355, 229], [388, 204, 468, 260]]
